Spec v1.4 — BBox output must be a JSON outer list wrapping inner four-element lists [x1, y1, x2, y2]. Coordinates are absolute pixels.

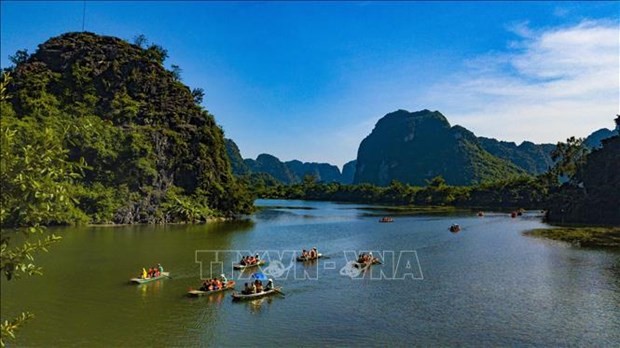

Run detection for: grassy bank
[[524, 226, 620, 248]]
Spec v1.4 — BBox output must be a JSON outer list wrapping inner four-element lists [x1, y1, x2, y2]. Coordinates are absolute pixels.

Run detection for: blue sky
[[2, 1, 619, 168]]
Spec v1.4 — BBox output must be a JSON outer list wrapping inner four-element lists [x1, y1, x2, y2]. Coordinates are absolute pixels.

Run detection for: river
[[2, 199, 619, 346]]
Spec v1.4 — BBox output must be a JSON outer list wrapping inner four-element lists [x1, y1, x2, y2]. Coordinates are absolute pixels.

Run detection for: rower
[[243, 282, 251, 294], [220, 273, 228, 283], [265, 279, 274, 291], [157, 263, 164, 273]]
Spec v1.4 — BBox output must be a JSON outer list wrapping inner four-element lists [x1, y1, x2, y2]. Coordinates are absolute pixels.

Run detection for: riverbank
[[524, 226, 620, 248]]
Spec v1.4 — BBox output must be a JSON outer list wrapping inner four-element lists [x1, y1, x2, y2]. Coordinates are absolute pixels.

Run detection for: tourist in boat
[[310, 247, 317, 258], [302, 249, 308, 258], [251, 281, 257, 294], [141, 268, 148, 279], [255, 280, 263, 293], [265, 279, 274, 291], [200, 280, 209, 291], [243, 282, 252, 295]]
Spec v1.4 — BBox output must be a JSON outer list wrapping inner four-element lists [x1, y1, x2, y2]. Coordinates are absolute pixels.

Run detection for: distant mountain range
[[225, 140, 351, 184], [225, 110, 618, 186]]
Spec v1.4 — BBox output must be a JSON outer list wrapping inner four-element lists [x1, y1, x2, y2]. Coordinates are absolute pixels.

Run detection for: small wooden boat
[[296, 253, 323, 262], [477, 211, 484, 217], [379, 217, 394, 223], [449, 224, 461, 233], [187, 280, 236, 297], [233, 260, 266, 270], [231, 287, 282, 302], [130, 272, 170, 284], [511, 212, 517, 218], [353, 258, 381, 268]]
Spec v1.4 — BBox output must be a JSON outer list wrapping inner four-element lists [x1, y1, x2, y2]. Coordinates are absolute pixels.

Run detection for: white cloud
[[426, 19, 620, 144]]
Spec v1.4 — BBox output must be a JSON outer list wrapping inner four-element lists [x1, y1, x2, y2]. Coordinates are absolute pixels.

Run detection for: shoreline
[[524, 226, 620, 248]]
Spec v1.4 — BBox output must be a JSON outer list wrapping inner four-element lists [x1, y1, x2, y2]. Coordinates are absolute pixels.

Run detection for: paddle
[[273, 287, 286, 297]]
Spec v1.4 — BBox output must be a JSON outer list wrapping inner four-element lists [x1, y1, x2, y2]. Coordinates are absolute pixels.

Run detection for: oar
[[273, 287, 286, 297]]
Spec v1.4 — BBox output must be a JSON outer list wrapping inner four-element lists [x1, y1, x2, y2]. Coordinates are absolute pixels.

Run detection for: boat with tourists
[[231, 272, 282, 302], [130, 264, 169, 284], [449, 224, 461, 233], [297, 253, 323, 262], [233, 259, 266, 270], [233, 254, 266, 270], [297, 247, 322, 261], [379, 217, 394, 223], [353, 253, 381, 268], [188, 280, 236, 297]]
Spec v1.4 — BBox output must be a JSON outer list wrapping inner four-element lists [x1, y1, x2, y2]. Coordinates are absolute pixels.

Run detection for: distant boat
[[379, 217, 394, 223], [296, 253, 323, 262], [233, 260, 266, 270], [130, 272, 170, 284], [511, 212, 517, 218], [449, 224, 461, 233], [477, 211, 484, 217]]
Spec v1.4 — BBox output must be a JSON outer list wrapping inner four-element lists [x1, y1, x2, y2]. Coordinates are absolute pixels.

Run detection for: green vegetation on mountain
[[244, 154, 298, 184], [545, 135, 620, 226], [258, 174, 547, 209], [1, 32, 253, 225], [285, 160, 342, 183], [341, 160, 357, 184], [354, 109, 525, 186], [478, 138, 555, 174], [232, 146, 346, 184], [225, 138, 249, 175]]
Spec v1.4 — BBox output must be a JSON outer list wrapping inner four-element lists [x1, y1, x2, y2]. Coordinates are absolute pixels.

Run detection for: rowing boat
[[187, 280, 236, 297], [130, 272, 170, 284], [233, 260, 266, 270], [353, 259, 381, 268], [296, 253, 323, 262], [231, 287, 282, 302]]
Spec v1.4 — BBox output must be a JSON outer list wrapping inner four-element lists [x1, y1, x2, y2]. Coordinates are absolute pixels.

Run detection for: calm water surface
[[2, 199, 619, 346]]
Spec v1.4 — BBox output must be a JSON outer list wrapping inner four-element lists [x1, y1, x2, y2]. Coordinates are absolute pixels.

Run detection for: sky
[[1, 1, 619, 168]]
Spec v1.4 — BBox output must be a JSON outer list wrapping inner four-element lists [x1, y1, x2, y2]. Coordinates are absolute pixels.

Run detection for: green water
[[2, 199, 619, 346]]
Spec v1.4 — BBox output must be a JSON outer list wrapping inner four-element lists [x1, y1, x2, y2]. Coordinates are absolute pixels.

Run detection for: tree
[[550, 136, 589, 184], [145, 44, 168, 64], [8, 49, 29, 66], [170, 64, 182, 81], [191, 88, 205, 104], [132, 34, 148, 48], [0, 72, 83, 346]]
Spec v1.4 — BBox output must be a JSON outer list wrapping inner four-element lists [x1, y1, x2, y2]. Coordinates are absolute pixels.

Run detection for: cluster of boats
[[129, 248, 340, 302]]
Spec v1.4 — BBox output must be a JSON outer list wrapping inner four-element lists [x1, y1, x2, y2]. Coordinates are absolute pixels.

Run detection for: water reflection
[[136, 279, 165, 298]]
